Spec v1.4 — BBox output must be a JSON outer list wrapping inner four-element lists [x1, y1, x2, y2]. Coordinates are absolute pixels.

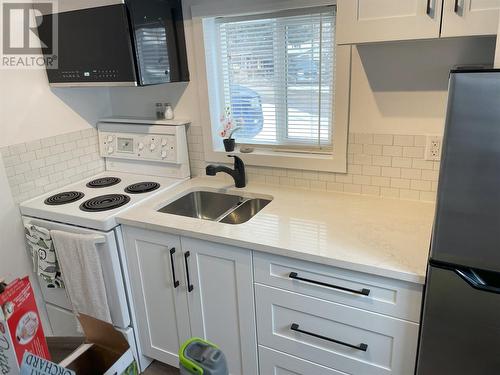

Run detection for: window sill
[[205, 146, 347, 173]]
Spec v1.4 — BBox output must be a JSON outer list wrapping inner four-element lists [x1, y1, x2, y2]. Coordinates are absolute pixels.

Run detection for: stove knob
[[107, 146, 114, 154], [150, 142, 156, 151], [138, 142, 144, 151], [107, 135, 114, 143], [161, 138, 167, 147], [161, 150, 168, 159]]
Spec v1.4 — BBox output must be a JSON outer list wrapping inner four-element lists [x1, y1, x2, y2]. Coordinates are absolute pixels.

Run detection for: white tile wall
[[1, 126, 438, 204], [186, 126, 439, 202], [1, 128, 105, 203]]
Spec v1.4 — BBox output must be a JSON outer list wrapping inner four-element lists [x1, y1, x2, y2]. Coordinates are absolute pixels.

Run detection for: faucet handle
[[205, 165, 216, 176], [227, 154, 241, 161]]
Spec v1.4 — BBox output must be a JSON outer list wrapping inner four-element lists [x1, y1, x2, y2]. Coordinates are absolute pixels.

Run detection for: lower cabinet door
[[259, 346, 347, 375], [181, 237, 258, 375], [123, 226, 191, 367]]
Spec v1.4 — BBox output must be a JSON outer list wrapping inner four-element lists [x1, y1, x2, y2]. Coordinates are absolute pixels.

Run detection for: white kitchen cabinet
[[255, 284, 419, 375], [122, 227, 258, 374], [441, 0, 500, 37], [259, 346, 347, 375], [337, 0, 442, 44], [122, 227, 191, 367], [181, 237, 259, 375], [254, 252, 423, 322]]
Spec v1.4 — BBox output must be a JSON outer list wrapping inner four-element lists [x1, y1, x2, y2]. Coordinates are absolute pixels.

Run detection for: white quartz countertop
[[117, 177, 435, 284]]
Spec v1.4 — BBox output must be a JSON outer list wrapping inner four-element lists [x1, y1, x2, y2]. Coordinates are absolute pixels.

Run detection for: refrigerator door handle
[[454, 267, 500, 294]]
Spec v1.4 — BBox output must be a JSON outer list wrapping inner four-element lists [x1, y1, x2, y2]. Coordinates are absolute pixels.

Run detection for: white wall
[[0, 69, 111, 147], [0, 22, 112, 334], [351, 37, 496, 135], [0, 154, 50, 332]]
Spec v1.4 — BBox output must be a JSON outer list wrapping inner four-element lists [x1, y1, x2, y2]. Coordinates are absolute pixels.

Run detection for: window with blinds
[[215, 7, 336, 150]]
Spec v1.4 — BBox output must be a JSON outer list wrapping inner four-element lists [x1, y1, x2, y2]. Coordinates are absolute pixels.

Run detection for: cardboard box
[[59, 314, 138, 375], [0, 277, 51, 375]]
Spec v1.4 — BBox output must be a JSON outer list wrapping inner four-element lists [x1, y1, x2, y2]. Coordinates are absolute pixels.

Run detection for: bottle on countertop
[[156, 103, 165, 120], [164, 103, 174, 120]]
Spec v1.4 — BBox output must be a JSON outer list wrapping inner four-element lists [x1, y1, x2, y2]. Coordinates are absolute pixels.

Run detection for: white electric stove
[[20, 171, 184, 231], [19, 119, 191, 371]]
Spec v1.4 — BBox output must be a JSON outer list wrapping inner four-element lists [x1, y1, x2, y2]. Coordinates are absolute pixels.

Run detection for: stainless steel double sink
[[158, 190, 272, 225]]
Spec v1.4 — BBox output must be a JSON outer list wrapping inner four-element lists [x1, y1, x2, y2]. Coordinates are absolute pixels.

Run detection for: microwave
[[37, 0, 189, 87]]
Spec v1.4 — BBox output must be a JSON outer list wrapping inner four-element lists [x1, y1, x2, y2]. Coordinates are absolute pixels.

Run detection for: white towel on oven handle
[[51, 230, 112, 324]]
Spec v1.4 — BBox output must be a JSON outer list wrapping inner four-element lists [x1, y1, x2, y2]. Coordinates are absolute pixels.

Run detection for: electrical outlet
[[425, 135, 443, 161]]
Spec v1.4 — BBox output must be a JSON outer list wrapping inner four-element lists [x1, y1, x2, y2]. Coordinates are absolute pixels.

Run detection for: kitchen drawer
[[259, 345, 347, 375], [253, 252, 422, 322], [255, 284, 419, 375]]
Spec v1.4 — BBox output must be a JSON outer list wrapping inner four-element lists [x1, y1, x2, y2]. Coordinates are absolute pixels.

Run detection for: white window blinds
[[216, 7, 335, 150]]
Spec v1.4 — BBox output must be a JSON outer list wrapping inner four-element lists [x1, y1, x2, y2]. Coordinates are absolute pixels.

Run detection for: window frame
[[196, 7, 351, 173]]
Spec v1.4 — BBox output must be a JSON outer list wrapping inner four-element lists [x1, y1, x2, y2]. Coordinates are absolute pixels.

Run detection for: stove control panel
[[97, 124, 188, 165]]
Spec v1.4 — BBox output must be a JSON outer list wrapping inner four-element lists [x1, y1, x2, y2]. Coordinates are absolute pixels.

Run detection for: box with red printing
[[0, 277, 50, 374]]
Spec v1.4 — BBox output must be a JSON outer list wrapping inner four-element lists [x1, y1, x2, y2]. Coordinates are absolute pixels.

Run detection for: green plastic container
[[179, 338, 228, 375]]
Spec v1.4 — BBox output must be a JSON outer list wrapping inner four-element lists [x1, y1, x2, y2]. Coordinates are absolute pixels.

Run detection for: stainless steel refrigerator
[[416, 69, 500, 374]]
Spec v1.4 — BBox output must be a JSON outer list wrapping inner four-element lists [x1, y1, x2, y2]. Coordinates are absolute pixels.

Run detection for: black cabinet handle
[[288, 272, 370, 296], [454, 0, 459, 13], [291, 323, 368, 352], [426, 0, 432, 16], [169, 248, 179, 288], [184, 251, 194, 292]]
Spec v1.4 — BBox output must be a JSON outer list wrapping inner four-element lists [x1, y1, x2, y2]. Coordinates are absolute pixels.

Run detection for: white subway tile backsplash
[[2, 129, 438, 204], [392, 157, 412, 168], [401, 168, 422, 180], [335, 174, 352, 184], [362, 185, 380, 196], [344, 184, 362, 194], [310, 180, 327, 191], [381, 187, 400, 198], [41, 137, 56, 148], [411, 180, 432, 191], [363, 144, 382, 155], [373, 134, 393, 145], [403, 146, 425, 158], [391, 178, 411, 189], [2, 128, 104, 203], [372, 155, 392, 167], [393, 135, 415, 146], [383, 145, 403, 157], [362, 165, 381, 176], [381, 167, 401, 178], [353, 174, 371, 185], [421, 169, 439, 181], [414, 135, 426, 147], [327, 182, 344, 192], [412, 159, 434, 170], [355, 133, 373, 144]]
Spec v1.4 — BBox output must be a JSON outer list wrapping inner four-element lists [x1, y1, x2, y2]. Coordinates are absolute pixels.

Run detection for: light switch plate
[[425, 135, 443, 161]]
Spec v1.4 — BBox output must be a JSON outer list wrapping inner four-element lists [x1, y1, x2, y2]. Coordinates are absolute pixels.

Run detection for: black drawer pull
[[426, 0, 432, 15], [454, 0, 459, 13], [169, 248, 179, 288], [184, 251, 194, 292], [288, 272, 370, 296], [291, 323, 368, 352]]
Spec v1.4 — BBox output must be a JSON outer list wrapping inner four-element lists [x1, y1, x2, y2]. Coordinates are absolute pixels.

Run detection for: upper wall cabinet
[[337, 0, 442, 44], [441, 0, 500, 37]]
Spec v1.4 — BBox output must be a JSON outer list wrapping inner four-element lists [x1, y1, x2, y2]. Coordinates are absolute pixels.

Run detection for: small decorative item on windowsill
[[219, 106, 241, 152], [223, 138, 236, 152]]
